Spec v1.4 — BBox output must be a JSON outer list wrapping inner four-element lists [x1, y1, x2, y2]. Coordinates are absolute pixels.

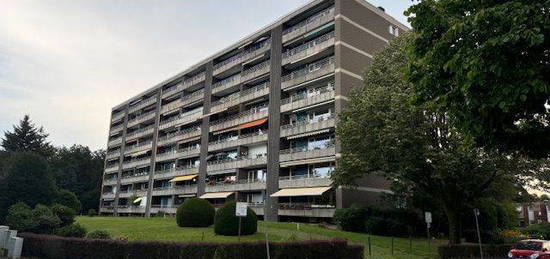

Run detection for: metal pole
[[427, 223, 431, 250], [474, 208, 484, 259], [368, 236, 372, 258], [265, 227, 271, 259], [238, 217, 242, 242]]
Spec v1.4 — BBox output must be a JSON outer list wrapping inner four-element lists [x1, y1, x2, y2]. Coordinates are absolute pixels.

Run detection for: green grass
[[76, 216, 444, 259]]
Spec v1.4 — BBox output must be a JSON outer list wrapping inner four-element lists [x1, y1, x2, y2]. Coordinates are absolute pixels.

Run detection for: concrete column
[[145, 91, 163, 217], [198, 62, 214, 197], [265, 26, 283, 222], [7, 236, 23, 259], [113, 105, 130, 216]]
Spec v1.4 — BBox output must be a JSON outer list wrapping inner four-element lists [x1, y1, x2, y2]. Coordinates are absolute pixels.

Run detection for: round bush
[[214, 201, 257, 236], [50, 203, 76, 227], [6, 202, 35, 232], [176, 198, 215, 227], [55, 223, 87, 237], [86, 230, 111, 239], [31, 204, 61, 234]]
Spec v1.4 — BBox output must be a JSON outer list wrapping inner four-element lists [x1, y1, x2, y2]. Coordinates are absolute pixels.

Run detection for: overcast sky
[[0, 0, 413, 151]]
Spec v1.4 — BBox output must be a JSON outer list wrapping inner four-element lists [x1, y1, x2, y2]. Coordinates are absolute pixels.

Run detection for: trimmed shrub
[[87, 209, 97, 217], [334, 204, 368, 232], [6, 202, 35, 232], [87, 230, 111, 239], [55, 223, 87, 238], [176, 198, 215, 227], [31, 204, 61, 234], [56, 189, 82, 213], [523, 223, 550, 239], [19, 233, 363, 259], [214, 201, 257, 236], [438, 244, 512, 259], [50, 204, 76, 227]]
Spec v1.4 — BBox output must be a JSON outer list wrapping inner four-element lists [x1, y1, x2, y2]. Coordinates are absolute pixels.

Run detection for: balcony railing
[[207, 154, 267, 171], [280, 114, 335, 138], [282, 7, 335, 43], [103, 177, 118, 185], [205, 179, 266, 192], [127, 110, 156, 126], [154, 165, 199, 179], [161, 89, 205, 114], [162, 72, 206, 98], [129, 96, 157, 113], [210, 82, 270, 113], [279, 175, 332, 188], [124, 140, 153, 153], [241, 60, 270, 82], [159, 108, 203, 130], [152, 184, 198, 196], [282, 56, 335, 89], [106, 150, 121, 159], [122, 156, 152, 169], [212, 73, 241, 94], [109, 124, 124, 134], [108, 137, 123, 147], [280, 145, 335, 162], [208, 131, 268, 152], [111, 112, 125, 122], [155, 146, 201, 161], [157, 127, 201, 146], [281, 88, 335, 112], [125, 125, 155, 140], [209, 108, 268, 132], [213, 53, 243, 75], [242, 39, 271, 62], [282, 31, 335, 65]]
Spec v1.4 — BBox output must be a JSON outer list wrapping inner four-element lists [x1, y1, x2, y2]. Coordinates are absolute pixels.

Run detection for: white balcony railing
[[129, 96, 157, 114], [213, 53, 243, 75], [242, 40, 271, 62], [280, 114, 335, 138], [241, 60, 270, 82], [125, 125, 155, 141], [209, 108, 268, 132], [212, 73, 241, 94], [282, 7, 335, 43], [282, 31, 335, 65], [157, 127, 201, 146], [162, 72, 206, 98], [210, 82, 270, 113], [281, 56, 335, 89]]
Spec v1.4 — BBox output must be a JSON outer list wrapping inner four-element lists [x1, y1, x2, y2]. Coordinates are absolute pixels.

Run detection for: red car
[[531, 251, 550, 259], [508, 240, 550, 258]]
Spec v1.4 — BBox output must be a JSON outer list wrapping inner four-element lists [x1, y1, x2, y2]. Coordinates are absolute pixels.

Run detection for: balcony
[[242, 40, 271, 62], [109, 124, 124, 135], [279, 176, 332, 188], [207, 154, 267, 172], [282, 7, 335, 43], [241, 60, 270, 82], [212, 73, 241, 95], [104, 164, 119, 174], [208, 131, 268, 152], [162, 72, 206, 98], [127, 110, 156, 128], [116, 206, 146, 214], [118, 189, 148, 198], [282, 57, 335, 90], [121, 156, 152, 170], [281, 88, 335, 113], [101, 192, 116, 200], [155, 146, 201, 162], [125, 126, 155, 141], [124, 140, 153, 154], [152, 185, 197, 196], [206, 179, 266, 192], [213, 53, 242, 75], [102, 177, 118, 185], [154, 165, 199, 180], [120, 172, 150, 185], [159, 109, 203, 130], [129, 96, 157, 114], [106, 150, 121, 160], [279, 203, 336, 218], [283, 31, 335, 65], [280, 115, 335, 138], [111, 112, 125, 122], [211, 83, 270, 114], [157, 127, 201, 146], [108, 137, 123, 147], [161, 89, 205, 114], [210, 109, 268, 133], [150, 205, 178, 214], [280, 146, 335, 163]]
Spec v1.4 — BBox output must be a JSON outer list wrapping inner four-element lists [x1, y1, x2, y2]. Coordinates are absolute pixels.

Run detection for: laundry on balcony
[[169, 174, 198, 182], [270, 186, 331, 197], [199, 192, 234, 199]]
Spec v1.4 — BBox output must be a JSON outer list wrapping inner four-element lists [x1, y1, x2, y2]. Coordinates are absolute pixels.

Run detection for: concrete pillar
[[7, 236, 23, 259], [145, 90, 163, 218], [198, 62, 214, 197]]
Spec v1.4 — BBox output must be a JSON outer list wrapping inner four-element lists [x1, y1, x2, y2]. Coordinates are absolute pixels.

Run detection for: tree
[[333, 35, 546, 244], [55, 189, 82, 213], [1, 115, 54, 158], [0, 152, 58, 222], [405, 0, 550, 158]]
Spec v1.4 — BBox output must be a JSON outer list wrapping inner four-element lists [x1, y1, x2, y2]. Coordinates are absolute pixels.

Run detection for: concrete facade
[[100, 0, 408, 220]]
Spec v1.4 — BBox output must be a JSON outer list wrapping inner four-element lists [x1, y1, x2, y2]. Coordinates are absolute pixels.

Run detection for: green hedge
[[19, 233, 363, 259], [214, 201, 257, 236], [438, 244, 512, 259], [176, 198, 215, 227]]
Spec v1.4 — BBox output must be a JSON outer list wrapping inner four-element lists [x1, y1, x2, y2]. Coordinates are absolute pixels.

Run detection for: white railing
[[283, 7, 335, 42], [242, 39, 271, 61], [212, 73, 241, 91], [125, 125, 155, 140], [214, 53, 243, 74], [157, 126, 201, 144], [211, 82, 269, 109], [282, 31, 335, 64], [209, 106, 268, 127], [241, 60, 270, 82], [129, 96, 157, 113]]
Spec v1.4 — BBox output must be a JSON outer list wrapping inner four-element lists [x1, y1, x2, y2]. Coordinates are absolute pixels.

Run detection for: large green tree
[[333, 35, 546, 244], [405, 0, 550, 158], [1, 115, 54, 158]]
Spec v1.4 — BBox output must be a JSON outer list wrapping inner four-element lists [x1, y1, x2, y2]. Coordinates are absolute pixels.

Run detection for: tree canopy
[[405, 0, 550, 158], [333, 34, 547, 244], [1, 115, 54, 158]]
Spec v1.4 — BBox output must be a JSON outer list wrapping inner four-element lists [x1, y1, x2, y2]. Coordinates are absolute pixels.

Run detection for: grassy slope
[[77, 216, 444, 259]]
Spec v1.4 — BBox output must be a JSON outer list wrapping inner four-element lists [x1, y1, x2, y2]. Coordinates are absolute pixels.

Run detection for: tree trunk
[[443, 202, 462, 245]]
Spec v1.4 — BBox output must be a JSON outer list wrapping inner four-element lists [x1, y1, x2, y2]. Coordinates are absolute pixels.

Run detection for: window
[[389, 25, 399, 36]]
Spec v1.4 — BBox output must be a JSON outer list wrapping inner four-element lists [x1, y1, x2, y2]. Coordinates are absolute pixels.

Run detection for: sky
[[0, 0, 413, 151]]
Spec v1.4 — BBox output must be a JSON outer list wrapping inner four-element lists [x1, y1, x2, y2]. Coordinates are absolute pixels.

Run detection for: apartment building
[[100, 0, 408, 221]]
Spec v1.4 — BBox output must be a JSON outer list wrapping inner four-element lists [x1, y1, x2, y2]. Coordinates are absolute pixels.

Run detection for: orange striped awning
[[237, 118, 268, 130]]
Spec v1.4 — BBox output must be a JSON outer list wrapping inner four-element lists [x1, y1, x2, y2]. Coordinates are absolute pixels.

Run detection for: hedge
[[18, 233, 363, 259], [438, 244, 512, 259], [176, 198, 215, 227]]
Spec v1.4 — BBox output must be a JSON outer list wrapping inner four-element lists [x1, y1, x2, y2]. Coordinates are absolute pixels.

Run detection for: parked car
[[508, 240, 550, 258], [530, 251, 550, 259]]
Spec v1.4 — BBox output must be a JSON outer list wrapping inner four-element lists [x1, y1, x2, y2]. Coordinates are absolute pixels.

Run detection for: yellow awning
[[199, 192, 234, 199], [133, 197, 142, 203], [169, 174, 198, 182], [270, 187, 332, 197]]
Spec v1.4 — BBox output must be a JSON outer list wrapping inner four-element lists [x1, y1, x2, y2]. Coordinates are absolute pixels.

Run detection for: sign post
[[474, 208, 484, 259], [425, 212, 432, 249], [235, 202, 248, 242]]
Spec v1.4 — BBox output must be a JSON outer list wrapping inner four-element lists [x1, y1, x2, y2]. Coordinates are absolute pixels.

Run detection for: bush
[[31, 204, 61, 234], [365, 216, 411, 237], [87, 209, 97, 217], [176, 198, 215, 227], [438, 244, 512, 259], [334, 204, 368, 232], [522, 223, 550, 239], [6, 202, 35, 232], [87, 230, 111, 239], [55, 223, 87, 238], [56, 189, 82, 213], [19, 233, 363, 259], [214, 201, 257, 236], [50, 204, 76, 227]]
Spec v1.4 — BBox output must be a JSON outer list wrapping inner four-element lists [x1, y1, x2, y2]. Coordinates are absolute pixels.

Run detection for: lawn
[[76, 216, 445, 259]]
